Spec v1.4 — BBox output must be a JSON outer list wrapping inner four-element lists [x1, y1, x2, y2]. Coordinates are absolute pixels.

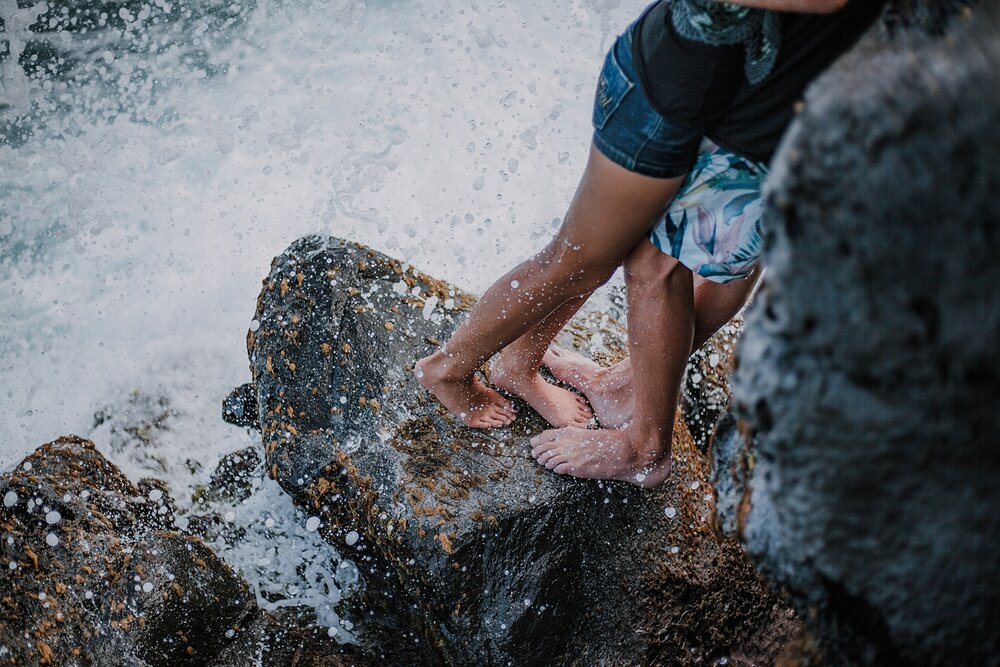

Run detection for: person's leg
[[491, 295, 595, 428], [416, 145, 686, 428], [543, 257, 761, 427], [530, 238, 695, 487], [691, 267, 761, 346]]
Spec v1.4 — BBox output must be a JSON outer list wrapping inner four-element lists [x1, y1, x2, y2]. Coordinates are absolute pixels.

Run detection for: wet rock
[[185, 449, 264, 548], [199, 446, 263, 505], [223, 383, 259, 430], [216, 607, 373, 667], [239, 235, 801, 665], [90, 391, 177, 476], [0, 436, 364, 667], [718, 4, 1000, 665], [682, 318, 744, 451]]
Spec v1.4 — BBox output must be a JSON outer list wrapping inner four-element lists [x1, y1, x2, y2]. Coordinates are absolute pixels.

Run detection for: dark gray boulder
[[0, 436, 364, 666], [716, 3, 1000, 665], [238, 235, 801, 666]]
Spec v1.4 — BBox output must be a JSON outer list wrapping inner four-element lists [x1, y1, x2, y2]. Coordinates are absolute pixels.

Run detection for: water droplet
[[345, 530, 359, 546], [249, 319, 261, 332], [46, 533, 59, 547], [510, 280, 519, 289], [3, 491, 17, 508], [45, 510, 61, 525], [148, 489, 163, 502], [422, 295, 438, 320], [306, 516, 321, 532], [664, 507, 676, 519]]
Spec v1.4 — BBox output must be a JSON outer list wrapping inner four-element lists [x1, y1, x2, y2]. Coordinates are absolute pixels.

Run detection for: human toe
[[485, 406, 512, 425], [530, 430, 560, 447], [535, 448, 558, 465], [545, 453, 570, 470], [531, 440, 562, 460], [465, 415, 491, 428], [496, 402, 516, 418], [553, 460, 577, 474]]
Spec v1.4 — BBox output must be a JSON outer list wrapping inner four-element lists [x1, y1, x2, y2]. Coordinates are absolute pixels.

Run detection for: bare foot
[[416, 351, 515, 429], [542, 346, 634, 428], [491, 352, 594, 428], [529, 427, 671, 488]]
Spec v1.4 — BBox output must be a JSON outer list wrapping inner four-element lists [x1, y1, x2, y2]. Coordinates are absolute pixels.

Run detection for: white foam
[[0, 0, 643, 634]]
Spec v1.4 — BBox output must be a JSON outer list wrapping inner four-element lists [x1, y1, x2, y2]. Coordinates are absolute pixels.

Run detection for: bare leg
[[544, 267, 761, 427], [416, 146, 684, 428], [490, 295, 596, 427], [530, 238, 695, 487]]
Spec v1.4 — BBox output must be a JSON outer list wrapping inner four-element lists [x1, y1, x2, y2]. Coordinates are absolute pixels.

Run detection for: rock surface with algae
[[0, 436, 369, 666], [230, 235, 802, 666]]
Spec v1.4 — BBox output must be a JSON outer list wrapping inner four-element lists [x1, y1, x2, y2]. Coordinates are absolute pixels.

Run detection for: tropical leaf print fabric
[[649, 138, 768, 284]]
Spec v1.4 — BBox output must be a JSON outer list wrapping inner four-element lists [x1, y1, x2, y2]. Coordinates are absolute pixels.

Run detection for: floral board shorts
[[592, 18, 769, 284]]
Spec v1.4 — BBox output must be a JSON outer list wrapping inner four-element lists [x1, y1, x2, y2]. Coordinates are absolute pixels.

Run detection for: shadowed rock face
[[0, 437, 368, 666], [716, 4, 1000, 665], [682, 319, 744, 452], [238, 235, 800, 666]]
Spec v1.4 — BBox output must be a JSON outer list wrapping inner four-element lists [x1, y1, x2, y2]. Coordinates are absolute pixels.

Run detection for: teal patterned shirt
[[669, 0, 781, 84]]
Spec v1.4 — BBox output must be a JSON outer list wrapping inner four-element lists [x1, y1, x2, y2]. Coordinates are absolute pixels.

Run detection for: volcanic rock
[[0, 436, 364, 666], [717, 4, 1000, 665], [238, 235, 800, 666]]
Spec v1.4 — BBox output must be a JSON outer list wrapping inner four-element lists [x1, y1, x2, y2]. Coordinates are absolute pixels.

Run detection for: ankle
[[493, 350, 541, 382], [491, 359, 541, 391], [592, 364, 630, 390], [417, 350, 471, 383], [623, 424, 672, 466]]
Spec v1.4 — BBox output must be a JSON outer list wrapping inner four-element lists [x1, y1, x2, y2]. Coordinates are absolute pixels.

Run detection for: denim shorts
[[591, 23, 769, 283], [591, 22, 702, 179]]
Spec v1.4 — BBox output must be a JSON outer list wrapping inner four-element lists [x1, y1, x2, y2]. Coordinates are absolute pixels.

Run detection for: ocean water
[[1, 0, 643, 637]]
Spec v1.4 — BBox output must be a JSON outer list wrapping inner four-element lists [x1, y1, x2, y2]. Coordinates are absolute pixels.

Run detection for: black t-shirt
[[632, 0, 887, 163]]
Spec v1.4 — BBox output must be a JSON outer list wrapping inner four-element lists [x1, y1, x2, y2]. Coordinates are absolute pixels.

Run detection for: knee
[[624, 241, 689, 290]]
